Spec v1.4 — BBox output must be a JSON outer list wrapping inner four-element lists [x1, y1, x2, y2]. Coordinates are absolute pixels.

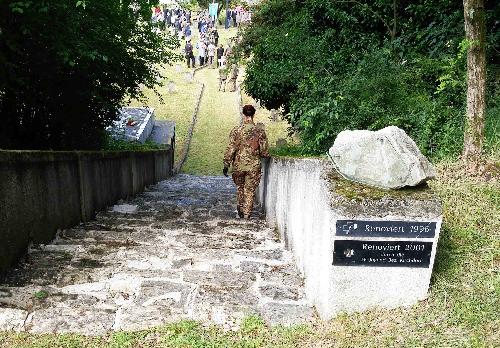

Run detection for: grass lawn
[[129, 26, 244, 169], [129, 26, 291, 175], [160, 25, 291, 175], [181, 65, 239, 175], [129, 63, 201, 163], [180, 66, 291, 175], [180, 26, 241, 175]]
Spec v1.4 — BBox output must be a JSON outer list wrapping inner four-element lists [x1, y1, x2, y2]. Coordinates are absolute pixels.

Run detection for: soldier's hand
[[223, 166, 229, 177]]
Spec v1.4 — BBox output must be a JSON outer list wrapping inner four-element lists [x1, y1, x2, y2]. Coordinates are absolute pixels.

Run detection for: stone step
[[0, 174, 314, 333]]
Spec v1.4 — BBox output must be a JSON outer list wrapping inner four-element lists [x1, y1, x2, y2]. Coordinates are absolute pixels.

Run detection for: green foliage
[[177, 0, 201, 12], [103, 136, 167, 151], [34, 290, 49, 299], [269, 143, 318, 158], [290, 49, 467, 158], [239, 0, 499, 159], [0, 0, 179, 150]]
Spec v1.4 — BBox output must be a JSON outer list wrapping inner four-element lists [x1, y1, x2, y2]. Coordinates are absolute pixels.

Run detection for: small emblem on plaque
[[342, 222, 358, 234], [344, 248, 355, 258]]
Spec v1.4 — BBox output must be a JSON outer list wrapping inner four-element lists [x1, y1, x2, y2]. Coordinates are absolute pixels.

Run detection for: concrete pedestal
[[258, 157, 442, 319]]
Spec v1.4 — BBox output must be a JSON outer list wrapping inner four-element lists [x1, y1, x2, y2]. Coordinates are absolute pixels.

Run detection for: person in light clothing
[[207, 42, 216, 66]]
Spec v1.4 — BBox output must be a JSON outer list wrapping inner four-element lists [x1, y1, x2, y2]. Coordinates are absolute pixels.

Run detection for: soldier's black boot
[[237, 206, 244, 218]]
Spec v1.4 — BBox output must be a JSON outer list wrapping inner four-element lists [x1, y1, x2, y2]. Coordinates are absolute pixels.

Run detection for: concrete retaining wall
[[258, 157, 442, 319], [0, 148, 173, 273]]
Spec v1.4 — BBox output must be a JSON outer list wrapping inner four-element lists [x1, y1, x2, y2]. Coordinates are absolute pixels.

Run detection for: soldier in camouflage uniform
[[218, 66, 228, 91], [226, 64, 238, 92], [223, 105, 270, 218]]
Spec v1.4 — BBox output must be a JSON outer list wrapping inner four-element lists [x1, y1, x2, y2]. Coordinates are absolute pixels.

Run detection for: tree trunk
[[462, 0, 486, 168]]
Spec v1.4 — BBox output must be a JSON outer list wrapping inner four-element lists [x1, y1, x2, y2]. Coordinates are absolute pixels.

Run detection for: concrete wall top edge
[[269, 156, 326, 164], [0, 147, 171, 164]]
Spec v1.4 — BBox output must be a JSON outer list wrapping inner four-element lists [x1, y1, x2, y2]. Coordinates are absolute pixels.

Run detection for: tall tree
[[462, 0, 487, 168], [0, 0, 178, 150]]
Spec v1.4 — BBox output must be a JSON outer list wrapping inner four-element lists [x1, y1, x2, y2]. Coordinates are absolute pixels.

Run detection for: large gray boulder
[[328, 126, 436, 189]]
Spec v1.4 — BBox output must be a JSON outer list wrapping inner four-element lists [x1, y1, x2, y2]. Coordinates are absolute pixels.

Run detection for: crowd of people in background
[[183, 9, 234, 70], [152, 4, 251, 93], [226, 7, 252, 28], [185, 36, 233, 71], [192, 10, 220, 67], [152, 6, 193, 41], [152, 5, 252, 34]]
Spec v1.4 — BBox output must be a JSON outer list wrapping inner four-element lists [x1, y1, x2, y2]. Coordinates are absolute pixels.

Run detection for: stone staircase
[[0, 175, 314, 335]]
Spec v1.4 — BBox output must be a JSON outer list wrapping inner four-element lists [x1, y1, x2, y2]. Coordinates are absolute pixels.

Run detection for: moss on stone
[[271, 153, 326, 160], [325, 169, 435, 202]]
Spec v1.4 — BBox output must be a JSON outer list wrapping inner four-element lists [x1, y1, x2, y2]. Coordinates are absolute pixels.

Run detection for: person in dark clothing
[[165, 10, 171, 28], [213, 29, 219, 46], [232, 11, 237, 27], [217, 44, 225, 61], [185, 41, 195, 68], [225, 10, 231, 29], [184, 25, 192, 39], [217, 44, 224, 59]]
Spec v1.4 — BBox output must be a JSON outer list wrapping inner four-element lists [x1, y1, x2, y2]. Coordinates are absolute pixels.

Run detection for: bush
[[0, 0, 179, 150], [239, 0, 499, 159], [290, 49, 467, 158], [103, 136, 167, 151]]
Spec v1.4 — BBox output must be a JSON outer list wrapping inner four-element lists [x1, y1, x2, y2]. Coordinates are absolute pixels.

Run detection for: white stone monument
[[328, 126, 436, 189], [185, 72, 194, 83], [167, 81, 176, 93], [108, 107, 156, 144]]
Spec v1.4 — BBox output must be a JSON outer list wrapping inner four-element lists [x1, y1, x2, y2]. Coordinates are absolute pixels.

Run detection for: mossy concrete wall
[[258, 157, 443, 319], [0, 148, 173, 273]]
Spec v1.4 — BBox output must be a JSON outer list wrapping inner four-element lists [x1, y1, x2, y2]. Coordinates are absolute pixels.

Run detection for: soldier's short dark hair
[[242, 105, 256, 117]]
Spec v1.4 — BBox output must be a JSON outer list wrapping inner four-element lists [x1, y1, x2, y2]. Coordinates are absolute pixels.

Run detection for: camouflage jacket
[[219, 68, 228, 80], [224, 121, 270, 172], [229, 65, 238, 80]]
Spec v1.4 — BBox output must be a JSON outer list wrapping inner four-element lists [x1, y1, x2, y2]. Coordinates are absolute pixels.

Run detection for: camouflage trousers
[[232, 170, 262, 217], [227, 78, 237, 92]]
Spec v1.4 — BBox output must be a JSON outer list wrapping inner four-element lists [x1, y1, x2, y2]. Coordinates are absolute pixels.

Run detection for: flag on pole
[[209, 3, 219, 18]]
